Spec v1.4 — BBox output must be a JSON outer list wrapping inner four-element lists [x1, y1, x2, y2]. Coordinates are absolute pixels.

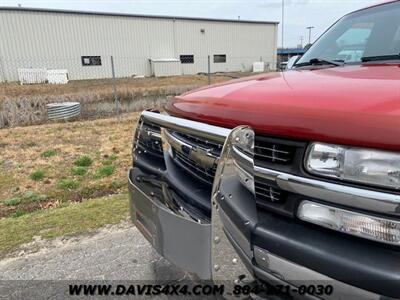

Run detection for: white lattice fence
[[17, 68, 69, 84], [18, 68, 47, 84]]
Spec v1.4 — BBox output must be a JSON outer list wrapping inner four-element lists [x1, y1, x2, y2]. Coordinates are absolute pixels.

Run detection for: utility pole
[[300, 36, 304, 48], [307, 26, 315, 45], [110, 55, 120, 120], [281, 0, 285, 49]]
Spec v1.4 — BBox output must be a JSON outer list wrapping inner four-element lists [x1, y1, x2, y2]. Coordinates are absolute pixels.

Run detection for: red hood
[[166, 65, 400, 151]]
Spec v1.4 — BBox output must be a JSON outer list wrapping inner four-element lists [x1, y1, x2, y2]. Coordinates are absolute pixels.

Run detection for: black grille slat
[[254, 176, 286, 205], [137, 123, 163, 156], [256, 192, 280, 202], [254, 140, 296, 165], [255, 145, 290, 154], [255, 185, 281, 195], [254, 135, 308, 176], [174, 151, 216, 184], [254, 153, 290, 162]]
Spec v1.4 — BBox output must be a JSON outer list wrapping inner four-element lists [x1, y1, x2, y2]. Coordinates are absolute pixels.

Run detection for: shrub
[[71, 166, 87, 176], [30, 170, 45, 181], [24, 191, 47, 202], [74, 155, 93, 167], [41, 149, 57, 158], [93, 165, 115, 179], [4, 197, 22, 206], [57, 179, 80, 190]]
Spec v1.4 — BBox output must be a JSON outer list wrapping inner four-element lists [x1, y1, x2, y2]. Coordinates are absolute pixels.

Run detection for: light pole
[[281, 0, 285, 49], [307, 26, 314, 45]]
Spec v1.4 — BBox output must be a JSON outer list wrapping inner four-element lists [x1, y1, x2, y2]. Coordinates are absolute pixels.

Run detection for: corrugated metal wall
[[0, 9, 278, 81]]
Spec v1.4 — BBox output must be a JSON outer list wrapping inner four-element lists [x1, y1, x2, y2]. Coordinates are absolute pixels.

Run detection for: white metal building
[[0, 7, 278, 81]]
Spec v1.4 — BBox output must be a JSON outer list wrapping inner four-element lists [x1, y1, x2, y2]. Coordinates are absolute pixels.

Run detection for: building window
[[213, 54, 226, 63], [180, 55, 194, 64], [81, 56, 102, 66]]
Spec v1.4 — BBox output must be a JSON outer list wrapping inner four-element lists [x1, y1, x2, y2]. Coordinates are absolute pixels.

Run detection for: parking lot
[[0, 220, 202, 299]]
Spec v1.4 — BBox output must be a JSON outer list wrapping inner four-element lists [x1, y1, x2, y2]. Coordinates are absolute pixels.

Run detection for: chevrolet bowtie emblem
[[181, 144, 191, 155]]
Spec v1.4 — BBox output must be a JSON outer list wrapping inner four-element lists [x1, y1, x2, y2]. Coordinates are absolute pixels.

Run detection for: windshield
[[297, 1, 400, 65]]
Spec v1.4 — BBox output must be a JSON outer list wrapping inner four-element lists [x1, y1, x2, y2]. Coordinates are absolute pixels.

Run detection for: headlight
[[306, 143, 400, 190]]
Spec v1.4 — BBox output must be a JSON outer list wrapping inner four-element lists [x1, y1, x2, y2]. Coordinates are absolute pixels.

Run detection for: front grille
[[171, 131, 223, 156], [255, 177, 286, 207], [254, 139, 296, 164], [254, 135, 308, 177], [253, 136, 307, 216], [168, 131, 221, 185], [174, 150, 217, 185], [137, 123, 163, 156]]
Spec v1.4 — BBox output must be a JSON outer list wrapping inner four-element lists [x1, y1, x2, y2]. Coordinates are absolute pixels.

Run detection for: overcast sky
[[0, 0, 380, 47]]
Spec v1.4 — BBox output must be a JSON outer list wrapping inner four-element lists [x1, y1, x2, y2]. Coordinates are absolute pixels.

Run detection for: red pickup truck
[[128, 1, 400, 298]]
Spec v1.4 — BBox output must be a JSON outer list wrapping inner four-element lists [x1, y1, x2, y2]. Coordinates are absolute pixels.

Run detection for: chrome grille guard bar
[[140, 111, 230, 144]]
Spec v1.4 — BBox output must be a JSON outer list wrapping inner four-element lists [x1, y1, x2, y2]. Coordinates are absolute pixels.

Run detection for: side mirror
[[286, 55, 301, 70]]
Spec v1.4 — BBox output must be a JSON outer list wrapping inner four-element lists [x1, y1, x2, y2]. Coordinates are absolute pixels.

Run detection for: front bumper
[[129, 112, 400, 299], [128, 168, 211, 279]]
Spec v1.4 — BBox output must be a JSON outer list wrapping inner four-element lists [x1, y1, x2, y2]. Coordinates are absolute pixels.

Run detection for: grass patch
[[71, 166, 87, 176], [57, 179, 80, 190], [0, 194, 129, 254], [74, 155, 93, 167], [10, 210, 27, 218], [93, 165, 115, 179], [30, 170, 45, 181], [0, 114, 138, 219], [4, 197, 22, 206], [41, 149, 57, 158], [4, 193, 46, 206]]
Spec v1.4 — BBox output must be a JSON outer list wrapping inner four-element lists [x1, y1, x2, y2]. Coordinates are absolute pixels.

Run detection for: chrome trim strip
[[255, 166, 400, 216], [254, 247, 381, 300], [141, 111, 230, 144], [164, 129, 219, 170], [146, 130, 161, 139]]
